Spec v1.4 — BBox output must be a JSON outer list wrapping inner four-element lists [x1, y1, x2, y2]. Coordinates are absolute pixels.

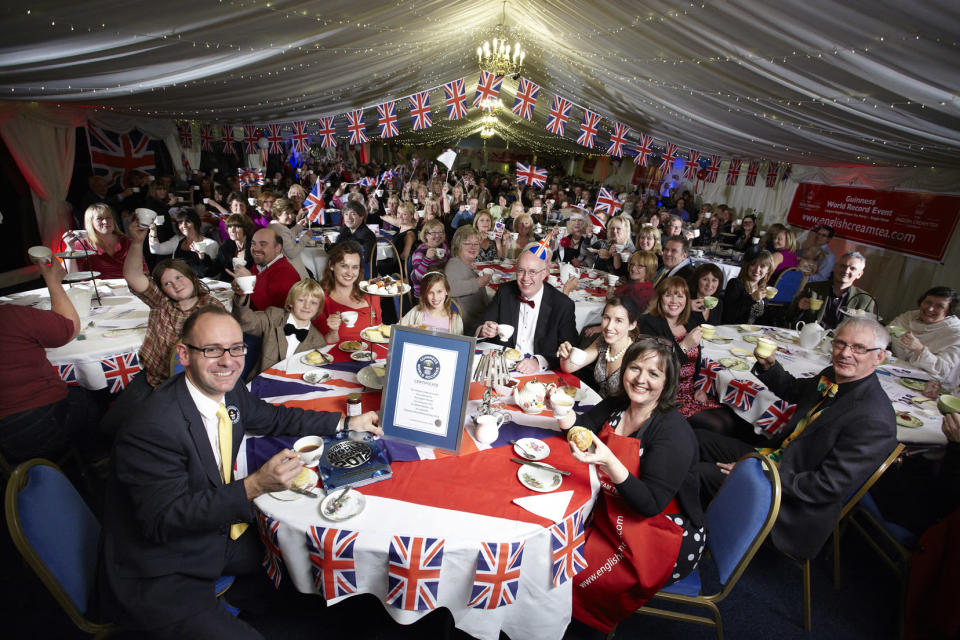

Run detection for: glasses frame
[[183, 343, 249, 358], [831, 338, 882, 356]]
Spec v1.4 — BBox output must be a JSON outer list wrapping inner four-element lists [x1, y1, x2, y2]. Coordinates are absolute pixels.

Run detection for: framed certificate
[[379, 326, 476, 454]]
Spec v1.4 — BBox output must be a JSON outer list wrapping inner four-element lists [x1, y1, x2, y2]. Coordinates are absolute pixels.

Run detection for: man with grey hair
[[695, 316, 897, 560], [792, 250, 876, 329]]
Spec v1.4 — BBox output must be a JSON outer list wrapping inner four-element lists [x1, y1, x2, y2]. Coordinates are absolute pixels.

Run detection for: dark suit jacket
[[755, 364, 897, 559], [99, 375, 340, 629], [336, 223, 378, 268], [479, 281, 577, 371]]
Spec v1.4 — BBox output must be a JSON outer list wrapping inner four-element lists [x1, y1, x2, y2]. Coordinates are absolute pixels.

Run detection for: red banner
[[786, 183, 960, 262]]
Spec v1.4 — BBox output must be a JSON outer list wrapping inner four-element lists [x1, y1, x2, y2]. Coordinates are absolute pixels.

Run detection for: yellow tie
[[217, 403, 248, 539]]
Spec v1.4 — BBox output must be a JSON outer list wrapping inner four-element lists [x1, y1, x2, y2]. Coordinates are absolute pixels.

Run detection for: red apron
[[571, 423, 685, 632]]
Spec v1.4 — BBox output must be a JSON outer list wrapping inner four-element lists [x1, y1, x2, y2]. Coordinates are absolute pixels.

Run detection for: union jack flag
[[780, 163, 792, 183], [377, 101, 399, 139], [200, 124, 214, 152], [705, 155, 722, 183], [443, 78, 468, 120], [765, 162, 780, 188], [516, 162, 547, 189], [695, 357, 723, 395], [684, 149, 701, 180], [52, 363, 78, 386], [594, 187, 622, 216], [756, 399, 798, 436], [550, 509, 587, 587], [726, 158, 743, 186], [177, 122, 192, 149], [386, 536, 444, 611], [659, 141, 678, 170], [242, 125, 259, 156], [257, 512, 284, 589], [316, 116, 336, 149], [512, 77, 540, 120], [468, 541, 525, 609], [306, 526, 359, 600], [745, 160, 761, 186], [379, 168, 396, 185], [221, 126, 238, 156], [356, 177, 376, 188], [266, 123, 284, 154], [346, 109, 367, 145], [545, 95, 572, 136], [290, 120, 310, 154], [303, 178, 325, 224], [100, 352, 140, 393], [633, 133, 655, 166], [86, 125, 157, 190], [607, 122, 630, 158], [237, 167, 264, 187], [408, 91, 432, 131], [432, 164, 438, 179], [473, 70, 504, 108], [722, 378, 764, 411], [577, 110, 601, 148]]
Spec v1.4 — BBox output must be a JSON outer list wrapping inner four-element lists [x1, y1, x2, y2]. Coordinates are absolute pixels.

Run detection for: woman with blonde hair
[[592, 215, 635, 274], [508, 212, 537, 259], [770, 226, 799, 276], [722, 250, 774, 325], [68, 203, 143, 278], [472, 209, 503, 262], [557, 213, 589, 266], [635, 224, 664, 270]]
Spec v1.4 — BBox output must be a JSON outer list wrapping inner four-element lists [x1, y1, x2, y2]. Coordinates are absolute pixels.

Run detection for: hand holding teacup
[[753, 337, 777, 369], [690, 297, 706, 313]]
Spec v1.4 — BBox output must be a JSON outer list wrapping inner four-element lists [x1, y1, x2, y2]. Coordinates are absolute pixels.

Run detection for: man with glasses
[[101, 306, 382, 639], [478, 246, 577, 374], [800, 225, 836, 283], [695, 317, 897, 561], [792, 250, 876, 330]]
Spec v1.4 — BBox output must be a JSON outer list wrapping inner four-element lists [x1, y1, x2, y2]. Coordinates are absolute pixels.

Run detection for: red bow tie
[[517, 295, 535, 309]]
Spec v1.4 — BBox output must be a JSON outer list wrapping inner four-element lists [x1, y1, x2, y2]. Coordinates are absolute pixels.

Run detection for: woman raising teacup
[[314, 242, 381, 344], [558, 297, 640, 398]]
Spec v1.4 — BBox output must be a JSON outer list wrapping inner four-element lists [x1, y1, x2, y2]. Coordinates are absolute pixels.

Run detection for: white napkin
[[513, 490, 573, 523]]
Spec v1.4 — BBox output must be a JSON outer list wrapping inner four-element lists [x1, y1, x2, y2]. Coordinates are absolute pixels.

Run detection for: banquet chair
[[763, 268, 806, 327], [627, 453, 782, 640]]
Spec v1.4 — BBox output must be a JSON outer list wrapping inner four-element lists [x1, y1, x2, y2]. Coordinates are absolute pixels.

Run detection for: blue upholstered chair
[[629, 453, 782, 640], [768, 267, 805, 305]]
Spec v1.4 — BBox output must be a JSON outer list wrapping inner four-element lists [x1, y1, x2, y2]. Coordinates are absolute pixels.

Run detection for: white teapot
[[513, 378, 555, 415], [796, 321, 834, 351]]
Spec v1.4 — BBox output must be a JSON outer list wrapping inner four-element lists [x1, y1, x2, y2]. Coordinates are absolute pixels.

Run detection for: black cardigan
[[575, 396, 704, 528]]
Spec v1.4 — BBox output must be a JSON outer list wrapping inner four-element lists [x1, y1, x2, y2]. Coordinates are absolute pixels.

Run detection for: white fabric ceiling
[[1, 0, 959, 167]]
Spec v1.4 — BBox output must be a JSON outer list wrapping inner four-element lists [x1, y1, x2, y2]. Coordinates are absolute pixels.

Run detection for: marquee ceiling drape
[[0, 0, 958, 167]]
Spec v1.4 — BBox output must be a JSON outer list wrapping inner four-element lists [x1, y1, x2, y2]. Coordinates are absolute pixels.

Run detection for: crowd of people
[[3, 154, 959, 639]]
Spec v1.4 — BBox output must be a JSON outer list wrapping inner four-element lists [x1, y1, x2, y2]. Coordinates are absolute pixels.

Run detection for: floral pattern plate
[[517, 463, 563, 493], [514, 438, 550, 461]]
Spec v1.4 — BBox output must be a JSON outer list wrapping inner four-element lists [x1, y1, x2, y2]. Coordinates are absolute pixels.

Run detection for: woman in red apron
[[561, 336, 706, 634]]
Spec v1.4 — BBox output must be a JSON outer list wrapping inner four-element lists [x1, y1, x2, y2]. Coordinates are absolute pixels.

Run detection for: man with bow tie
[[477, 245, 577, 374], [695, 317, 897, 560]]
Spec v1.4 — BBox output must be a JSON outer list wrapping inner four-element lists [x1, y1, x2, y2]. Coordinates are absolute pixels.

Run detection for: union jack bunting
[[443, 78, 468, 120], [577, 110, 601, 148], [377, 101, 399, 139], [745, 160, 761, 186], [52, 363, 78, 386], [305, 526, 359, 600], [516, 162, 547, 189], [200, 124, 214, 152], [722, 378, 764, 411], [86, 125, 158, 189], [346, 109, 367, 145], [765, 162, 781, 188], [705, 155, 722, 183], [684, 149, 701, 180], [386, 536, 445, 611], [606, 122, 631, 158], [290, 121, 310, 154], [550, 509, 587, 587], [726, 158, 743, 186], [659, 141, 678, 170], [266, 123, 284, 154], [237, 168, 264, 187], [512, 77, 540, 120], [529, 229, 555, 260], [468, 541, 525, 610], [633, 133, 655, 166], [473, 70, 504, 108], [177, 122, 192, 149], [242, 125, 259, 155], [257, 512, 284, 589], [545, 95, 572, 136], [757, 399, 798, 436], [101, 352, 141, 394], [303, 178, 325, 224], [408, 91, 433, 131], [316, 116, 336, 149], [593, 187, 623, 216], [695, 357, 723, 395], [780, 163, 792, 183]]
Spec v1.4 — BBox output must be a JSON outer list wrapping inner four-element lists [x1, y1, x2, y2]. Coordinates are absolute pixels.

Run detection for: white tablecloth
[[700, 325, 946, 446]]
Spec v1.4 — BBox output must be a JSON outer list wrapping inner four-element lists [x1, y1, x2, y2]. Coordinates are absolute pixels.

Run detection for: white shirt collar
[[259, 253, 284, 271], [184, 374, 224, 417]]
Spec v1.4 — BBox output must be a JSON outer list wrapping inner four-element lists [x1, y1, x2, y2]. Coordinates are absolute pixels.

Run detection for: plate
[[360, 325, 391, 344], [339, 340, 368, 353], [269, 467, 318, 501], [103, 326, 147, 337], [302, 370, 331, 384], [514, 438, 550, 461], [321, 489, 366, 521], [737, 324, 761, 332], [517, 463, 563, 493], [361, 282, 411, 296], [770, 331, 798, 344], [350, 350, 374, 361], [706, 336, 733, 345], [895, 411, 923, 428], [300, 350, 334, 366], [730, 347, 755, 358], [899, 377, 928, 391], [53, 251, 91, 259], [840, 308, 878, 321], [719, 357, 750, 371], [96, 296, 132, 306], [357, 365, 384, 389], [63, 271, 101, 282], [742, 334, 760, 344]]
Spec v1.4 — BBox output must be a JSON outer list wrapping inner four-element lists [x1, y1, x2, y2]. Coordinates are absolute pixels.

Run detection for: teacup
[[475, 413, 505, 444], [703, 296, 719, 309], [155, 215, 165, 226], [568, 347, 588, 366], [765, 286, 778, 299], [326, 231, 340, 243], [606, 274, 618, 287], [808, 298, 824, 310], [550, 392, 575, 417], [755, 337, 777, 359], [236, 275, 257, 294], [27, 246, 53, 266], [293, 435, 324, 466], [341, 311, 358, 327], [497, 324, 515, 341], [490, 273, 502, 284], [435, 248, 446, 259], [135, 208, 157, 227], [937, 394, 960, 415], [247, 197, 257, 206], [888, 325, 907, 339], [700, 324, 717, 340]]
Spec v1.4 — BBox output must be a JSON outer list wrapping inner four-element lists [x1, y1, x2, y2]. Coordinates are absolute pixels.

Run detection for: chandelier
[[476, 2, 525, 77], [480, 112, 498, 139], [479, 97, 504, 113]]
